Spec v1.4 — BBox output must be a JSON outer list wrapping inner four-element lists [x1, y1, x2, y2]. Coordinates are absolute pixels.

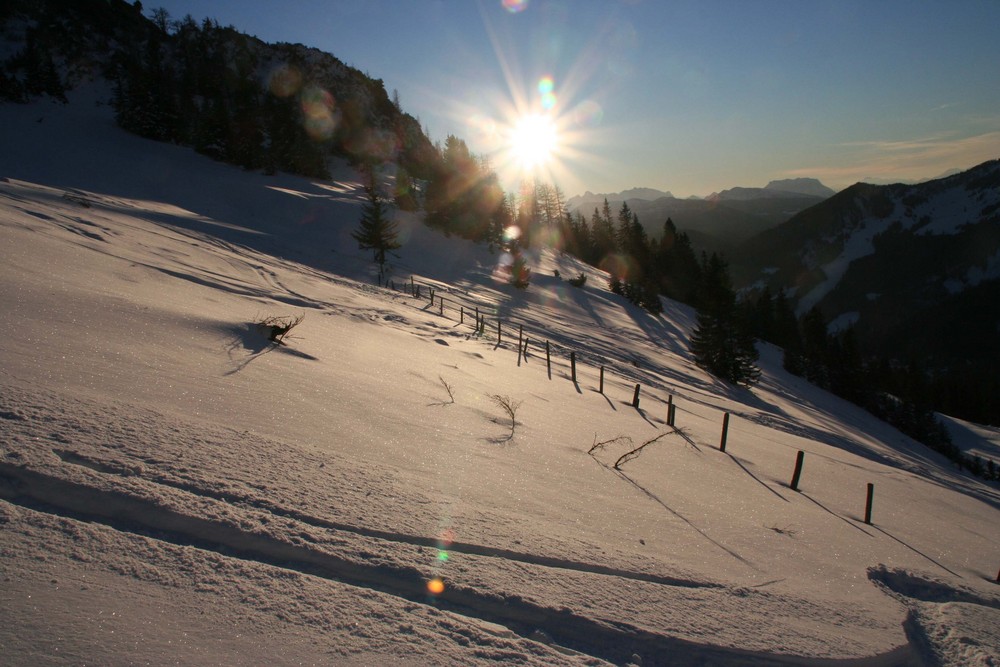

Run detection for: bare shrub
[[488, 394, 522, 439], [438, 376, 455, 405], [588, 434, 632, 456], [614, 433, 669, 470], [258, 314, 304, 343]]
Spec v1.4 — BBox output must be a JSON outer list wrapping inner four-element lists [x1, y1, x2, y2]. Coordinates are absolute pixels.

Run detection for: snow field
[[1, 87, 999, 665]]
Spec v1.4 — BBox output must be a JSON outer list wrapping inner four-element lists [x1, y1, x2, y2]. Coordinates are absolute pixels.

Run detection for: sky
[[147, 0, 1000, 198]]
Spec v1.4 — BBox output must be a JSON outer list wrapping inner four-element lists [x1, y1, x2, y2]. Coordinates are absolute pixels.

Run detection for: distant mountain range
[[708, 178, 836, 201], [571, 164, 1000, 380], [732, 159, 1000, 369], [567, 178, 837, 255]]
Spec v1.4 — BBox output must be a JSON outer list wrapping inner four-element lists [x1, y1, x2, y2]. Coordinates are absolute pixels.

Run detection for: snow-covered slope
[[2, 88, 999, 666], [794, 163, 1000, 314], [733, 162, 1000, 371]]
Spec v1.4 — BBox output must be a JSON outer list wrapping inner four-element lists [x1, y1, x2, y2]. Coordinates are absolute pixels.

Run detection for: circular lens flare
[[427, 578, 445, 595], [537, 77, 557, 110]]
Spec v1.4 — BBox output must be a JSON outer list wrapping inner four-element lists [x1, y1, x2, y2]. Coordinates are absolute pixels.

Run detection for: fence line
[[382, 272, 886, 528], [384, 273, 652, 390]]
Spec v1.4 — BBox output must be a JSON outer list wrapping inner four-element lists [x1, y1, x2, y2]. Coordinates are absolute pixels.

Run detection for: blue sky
[[149, 0, 1000, 198]]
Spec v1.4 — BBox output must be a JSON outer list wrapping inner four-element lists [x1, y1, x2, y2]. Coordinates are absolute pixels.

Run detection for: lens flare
[[427, 578, 445, 595], [467, 113, 502, 150], [300, 85, 337, 141], [437, 528, 455, 547], [571, 99, 604, 128], [502, 0, 528, 13], [600, 253, 640, 282], [537, 76, 557, 110], [267, 64, 302, 98]]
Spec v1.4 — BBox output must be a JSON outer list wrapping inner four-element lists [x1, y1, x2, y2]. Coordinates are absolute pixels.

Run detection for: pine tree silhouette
[[352, 177, 401, 283]]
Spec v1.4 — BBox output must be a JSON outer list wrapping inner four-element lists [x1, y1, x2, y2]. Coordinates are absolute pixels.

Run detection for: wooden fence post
[[410, 276, 415, 296], [497, 319, 501, 344], [720, 412, 730, 452], [460, 306, 464, 324], [570, 352, 577, 383], [790, 451, 805, 491], [518, 325, 523, 362], [439, 298, 443, 316], [599, 366, 605, 394], [546, 341, 551, 376], [631, 384, 641, 408], [864, 483, 875, 525], [668, 402, 676, 427]]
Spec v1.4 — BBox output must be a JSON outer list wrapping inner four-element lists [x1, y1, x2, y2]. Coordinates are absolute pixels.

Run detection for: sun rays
[[508, 112, 558, 169], [408, 4, 612, 197]]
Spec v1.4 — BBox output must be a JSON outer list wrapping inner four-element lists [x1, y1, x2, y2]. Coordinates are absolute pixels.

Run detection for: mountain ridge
[[732, 159, 1000, 374]]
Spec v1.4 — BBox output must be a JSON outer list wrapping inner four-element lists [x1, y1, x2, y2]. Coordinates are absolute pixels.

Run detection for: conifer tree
[[352, 177, 401, 283], [653, 217, 700, 305], [689, 253, 760, 386], [590, 204, 616, 263]]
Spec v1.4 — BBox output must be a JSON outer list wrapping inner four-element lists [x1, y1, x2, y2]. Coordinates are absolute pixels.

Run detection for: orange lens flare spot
[[427, 578, 445, 595]]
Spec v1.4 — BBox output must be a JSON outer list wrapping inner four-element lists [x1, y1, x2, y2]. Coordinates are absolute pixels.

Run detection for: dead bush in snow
[[614, 433, 669, 470], [588, 434, 632, 456], [257, 314, 304, 343], [488, 394, 522, 440], [438, 376, 455, 405]]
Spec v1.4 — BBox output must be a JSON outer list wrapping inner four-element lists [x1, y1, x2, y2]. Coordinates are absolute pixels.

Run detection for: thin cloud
[[785, 131, 1000, 188]]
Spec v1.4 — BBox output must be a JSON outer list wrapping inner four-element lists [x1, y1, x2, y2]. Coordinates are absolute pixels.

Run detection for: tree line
[[739, 291, 998, 481]]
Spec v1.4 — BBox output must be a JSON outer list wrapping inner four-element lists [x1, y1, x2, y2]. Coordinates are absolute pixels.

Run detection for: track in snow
[[0, 459, 911, 667]]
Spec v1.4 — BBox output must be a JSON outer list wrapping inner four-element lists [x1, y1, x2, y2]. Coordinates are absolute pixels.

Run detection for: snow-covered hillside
[[2, 87, 999, 666], [795, 162, 1000, 313]]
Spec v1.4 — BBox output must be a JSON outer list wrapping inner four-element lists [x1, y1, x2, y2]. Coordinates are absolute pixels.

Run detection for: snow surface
[[797, 175, 1000, 315], [2, 86, 999, 666]]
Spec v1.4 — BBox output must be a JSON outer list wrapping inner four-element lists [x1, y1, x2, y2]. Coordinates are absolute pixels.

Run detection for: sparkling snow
[[2, 86, 999, 666]]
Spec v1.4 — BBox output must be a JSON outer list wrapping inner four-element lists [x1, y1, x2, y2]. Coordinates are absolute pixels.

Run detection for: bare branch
[[614, 433, 669, 470], [488, 394, 522, 439], [438, 376, 455, 404], [588, 434, 632, 456]]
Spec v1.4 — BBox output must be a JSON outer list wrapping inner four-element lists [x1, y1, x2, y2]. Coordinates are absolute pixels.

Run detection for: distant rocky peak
[[764, 178, 836, 198]]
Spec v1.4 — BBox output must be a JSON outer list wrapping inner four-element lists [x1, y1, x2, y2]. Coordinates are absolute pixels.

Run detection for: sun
[[508, 113, 558, 169]]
